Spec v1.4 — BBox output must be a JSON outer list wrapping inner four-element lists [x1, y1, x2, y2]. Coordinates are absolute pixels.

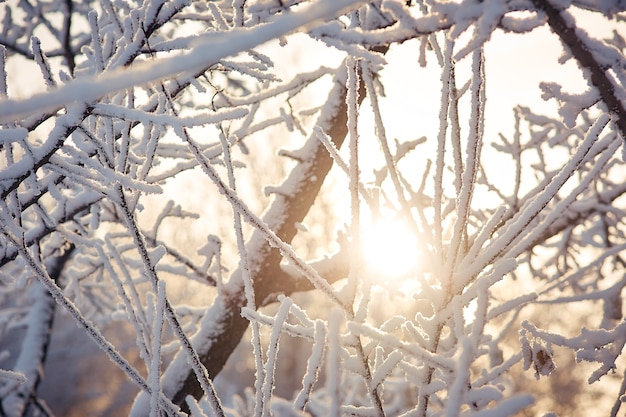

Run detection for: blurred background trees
[[1, 1, 626, 416]]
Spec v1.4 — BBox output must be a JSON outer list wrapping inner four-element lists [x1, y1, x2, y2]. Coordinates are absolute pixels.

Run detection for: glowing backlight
[[361, 217, 421, 280]]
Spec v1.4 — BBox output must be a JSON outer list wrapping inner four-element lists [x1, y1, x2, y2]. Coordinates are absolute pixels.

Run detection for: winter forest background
[[1, 0, 626, 416]]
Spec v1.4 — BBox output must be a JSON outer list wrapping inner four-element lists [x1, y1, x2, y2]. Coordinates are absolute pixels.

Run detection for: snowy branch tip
[[0, 0, 367, 123]]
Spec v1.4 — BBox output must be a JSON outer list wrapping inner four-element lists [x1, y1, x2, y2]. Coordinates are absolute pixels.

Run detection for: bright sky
[[329, 13, 616, 284], [2, 2, 618, 286]]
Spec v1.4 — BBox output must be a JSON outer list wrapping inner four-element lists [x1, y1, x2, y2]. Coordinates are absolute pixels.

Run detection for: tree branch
[[531, 0, 626, 138], [178, 62, 365, 406], [0, 246, 73, 417], [127, 60, 371, 416]]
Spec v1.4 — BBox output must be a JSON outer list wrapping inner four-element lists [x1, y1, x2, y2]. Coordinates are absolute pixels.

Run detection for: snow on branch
[[93, 104, 248, 127], [0, 0, 367, 122], [2, 1, 626, 416], [531, 0, 626, 141]]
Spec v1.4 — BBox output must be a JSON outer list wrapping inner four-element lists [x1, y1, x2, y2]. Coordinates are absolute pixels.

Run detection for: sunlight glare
[[361, 217, 421, 283]]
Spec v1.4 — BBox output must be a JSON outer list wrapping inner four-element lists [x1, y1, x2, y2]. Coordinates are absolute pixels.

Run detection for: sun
[[360, 216, 422, 281]]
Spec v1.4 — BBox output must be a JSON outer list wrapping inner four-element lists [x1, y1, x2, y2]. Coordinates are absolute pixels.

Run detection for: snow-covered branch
[[1, 1, 626, 416]]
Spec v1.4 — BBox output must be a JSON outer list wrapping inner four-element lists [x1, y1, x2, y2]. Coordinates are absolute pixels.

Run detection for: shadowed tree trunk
[[170, 61, 367, 407], [1, 247, 73, 417]]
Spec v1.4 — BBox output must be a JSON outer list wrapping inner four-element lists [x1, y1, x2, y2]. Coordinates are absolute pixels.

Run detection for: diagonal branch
[[0, 246, 73, 417], [0, 0, 366, 123], [128, 59, 370, 415], [182, 63, 365, 405], [531, 0, 626, 138]]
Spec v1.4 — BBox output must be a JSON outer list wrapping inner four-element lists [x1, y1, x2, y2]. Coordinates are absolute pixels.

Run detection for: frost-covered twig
[[131, 56, 371, 410], [219, 130, 265, 417], [0, 248, 71, 417], [433, 37, 455, 258], [445, 47, 485, 279], [6, 236, 181, 416], [293, 320, 326, 411], [0, 0, 367, 122], [531, 0, 626, 139], [117, 186, 225, 417], [149, 281, 167, 417], [466, 113, 610, 281]]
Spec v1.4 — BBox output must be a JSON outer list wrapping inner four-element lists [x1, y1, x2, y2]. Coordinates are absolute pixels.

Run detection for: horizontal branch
[[0, 0, 367, 123]]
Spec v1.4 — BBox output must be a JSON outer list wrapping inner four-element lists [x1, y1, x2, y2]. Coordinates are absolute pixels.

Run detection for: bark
[[168, 61, 368, 407], [532, 0, 626, 138]]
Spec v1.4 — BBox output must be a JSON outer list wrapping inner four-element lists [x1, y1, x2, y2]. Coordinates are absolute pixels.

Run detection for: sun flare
[[361, 217, 421, 282]]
